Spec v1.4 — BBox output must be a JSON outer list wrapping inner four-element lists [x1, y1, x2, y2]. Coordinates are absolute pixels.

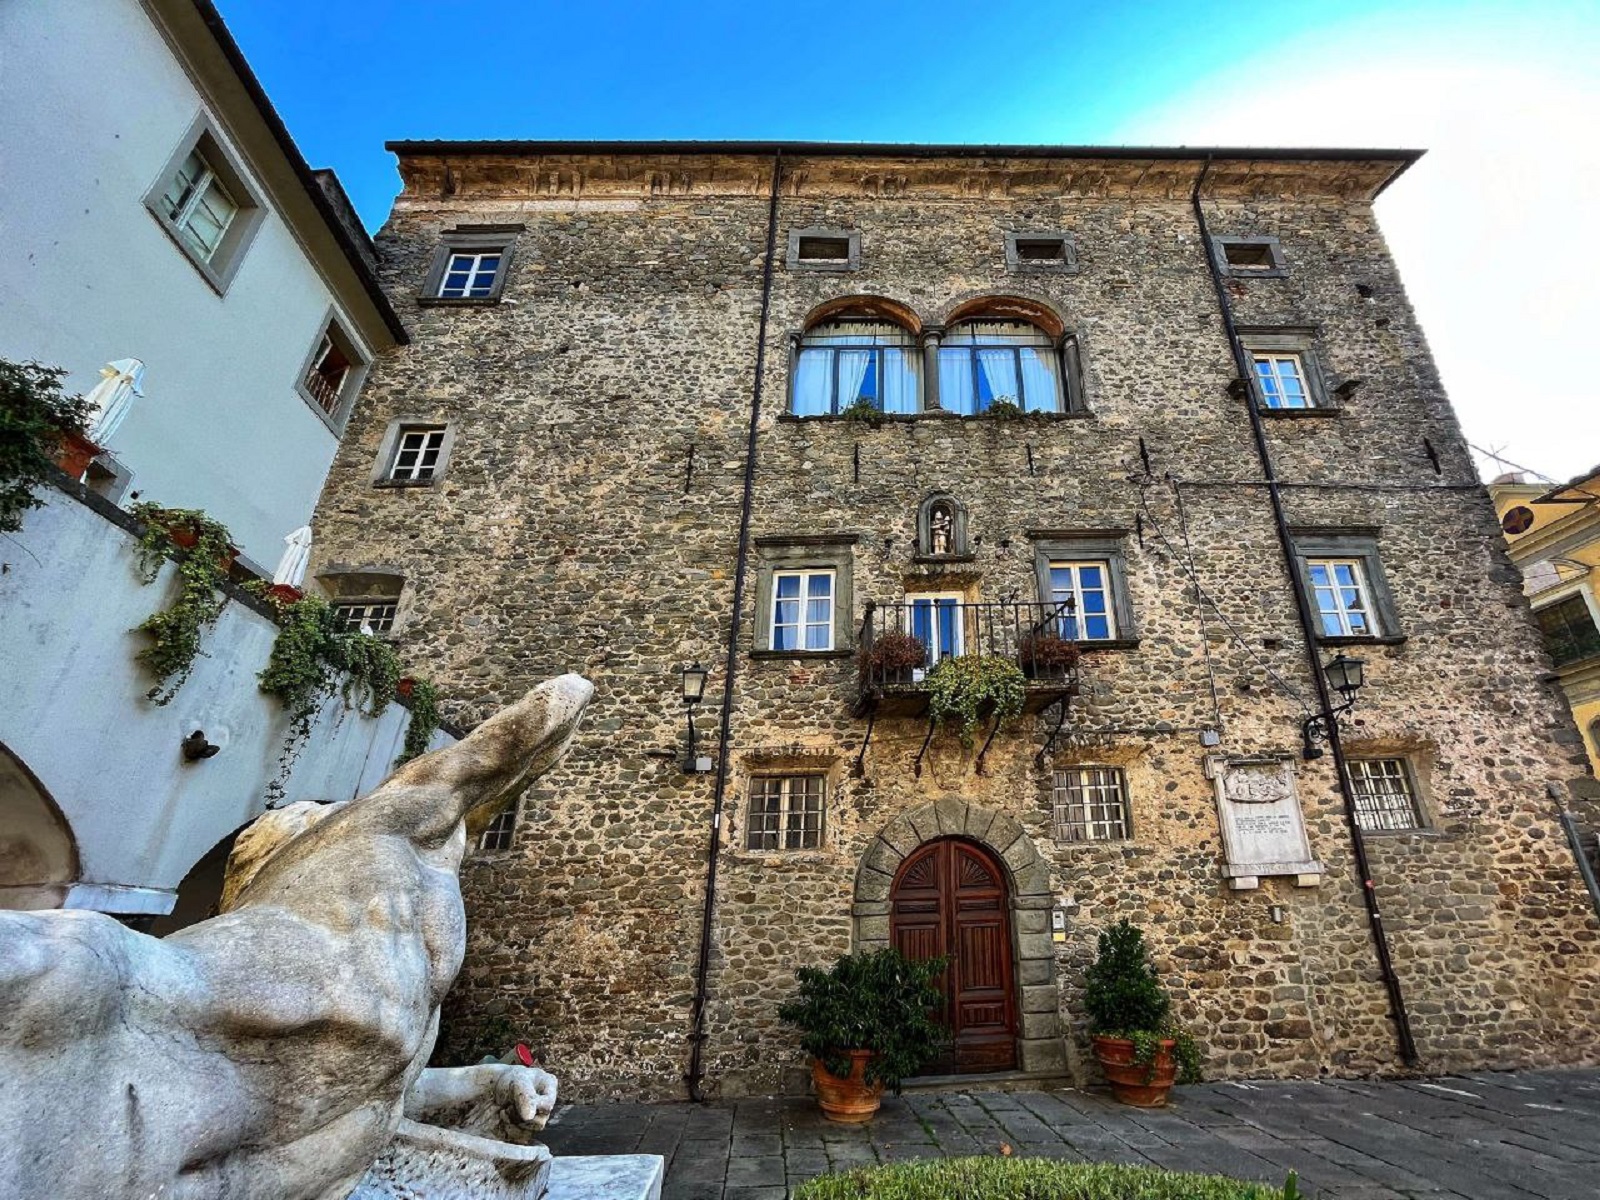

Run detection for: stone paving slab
[[537, 1069, 1600, 1200]]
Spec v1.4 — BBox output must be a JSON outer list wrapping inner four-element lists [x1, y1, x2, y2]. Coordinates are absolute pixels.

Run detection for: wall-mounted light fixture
[[1301, 654, 1365, 760], [181, 729, 220, 762], [680, 663, 712, 773]]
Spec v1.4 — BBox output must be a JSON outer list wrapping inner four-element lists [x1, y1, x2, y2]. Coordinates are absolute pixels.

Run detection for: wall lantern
[[680, 663, 713, 773], [1301, 654, 1366, 760]]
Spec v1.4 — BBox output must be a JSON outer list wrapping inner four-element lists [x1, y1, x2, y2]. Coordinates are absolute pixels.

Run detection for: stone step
[[897, 1068, 1078, 1095]]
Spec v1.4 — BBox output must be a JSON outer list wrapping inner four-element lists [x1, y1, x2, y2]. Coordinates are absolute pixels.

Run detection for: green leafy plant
[[794, 1157, 1288, 1199], [1084, 919, 1203, 1084], [0, 358, 94, 533], [925, 654, 1026, 745], [398, 677, 441, 763], [981, 396, 1025, 419], [127, 502, 236, 704], [860, 629, 928, 679], [778, 948, 948, 1090], [837, 397, 884, 425]]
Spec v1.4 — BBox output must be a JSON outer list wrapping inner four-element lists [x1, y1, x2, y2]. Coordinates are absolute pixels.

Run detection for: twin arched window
[[791, 314, 1071, 416]]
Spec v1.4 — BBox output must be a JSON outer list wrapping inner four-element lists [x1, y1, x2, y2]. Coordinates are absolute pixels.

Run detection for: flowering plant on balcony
[[1017, 630, 1081, 679], [859, 629, 928, 681], [925, 654, 1026, 744]]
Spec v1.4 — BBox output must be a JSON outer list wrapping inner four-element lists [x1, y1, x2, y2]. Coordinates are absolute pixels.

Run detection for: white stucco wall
[[0, 488, 451, 912], [0, 0, 375, 567]]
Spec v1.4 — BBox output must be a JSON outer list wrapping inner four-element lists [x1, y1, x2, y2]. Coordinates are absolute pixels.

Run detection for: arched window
[[791, 320, 921, 416], [938, 320, 1062, 415]]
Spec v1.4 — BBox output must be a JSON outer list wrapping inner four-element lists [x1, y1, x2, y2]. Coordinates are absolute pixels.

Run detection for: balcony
[[854, 599, 1081, 719]]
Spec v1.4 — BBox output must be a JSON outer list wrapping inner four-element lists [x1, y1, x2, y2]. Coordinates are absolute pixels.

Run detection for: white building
[[0, 0, 439, 925]]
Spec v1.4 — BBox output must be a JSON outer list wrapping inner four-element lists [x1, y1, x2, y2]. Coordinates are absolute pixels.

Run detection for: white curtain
[[835, 349, 872, 409], [1019, 347, 1062, 412], [938, 347, 976, 415], [791, 349, 831, 416], [881, 348, 920, 414]]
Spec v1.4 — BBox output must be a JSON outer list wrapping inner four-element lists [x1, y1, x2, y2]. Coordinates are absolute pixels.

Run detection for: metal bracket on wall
[[1034, 693, 1074, 767], [911, 716, 938, 778], [973, 712, 1004, 776], [853, 705, 877, 778]]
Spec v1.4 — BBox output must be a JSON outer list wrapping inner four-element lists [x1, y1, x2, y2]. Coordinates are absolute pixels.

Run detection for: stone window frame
[[1212, 234, 1288, 279], [418, 225, 524, 305], [143, 113, 268, 295], [751, 535, 857, 657], [744, 774, 827, 852], [1289, 527, 1405, 646], [916, 492, 972, 562], [1027, 530, 1140, 649], [1004, 230, 1080, 274], [315, 565, 410, 638], [785, 226, 862, 273], [294, 306, 373, 434], [371, 416, 461, 488], [1237, 327, 1335, 416]]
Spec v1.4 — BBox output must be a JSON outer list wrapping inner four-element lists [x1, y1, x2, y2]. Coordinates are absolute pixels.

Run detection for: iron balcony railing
[[857, 598, 1082, 692]]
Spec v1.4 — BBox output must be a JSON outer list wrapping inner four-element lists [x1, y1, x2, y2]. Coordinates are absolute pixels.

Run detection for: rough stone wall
[[310, 154, 1600, 1101]]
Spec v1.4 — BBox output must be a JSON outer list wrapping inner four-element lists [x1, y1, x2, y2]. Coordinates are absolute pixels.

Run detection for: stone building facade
[[308, 143, 1600, 1100]]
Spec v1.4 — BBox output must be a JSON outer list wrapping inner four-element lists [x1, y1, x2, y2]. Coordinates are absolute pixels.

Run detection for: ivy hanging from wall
[[398, 677, 441, 764], [925, 654, 1026, 745], [0, 357, 94, 533], [128, 502, 238, 705]]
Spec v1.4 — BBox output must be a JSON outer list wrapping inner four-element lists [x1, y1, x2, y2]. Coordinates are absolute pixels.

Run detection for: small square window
[[1345, 759, 1423, 831], [1052, 767, 1131, 842], [770, 569, 835, 652], [1307, 558, 1376, 637], [746, 775, 825, 850], [1005, 231, 1078, 272], [145, 118, 266, 292], [1215, 236, 1286, 277], [332, 600, 397, 635], [421, 228, 520, 303], [161, 149, 239, 264], [438, 251, 503, 299], [786, 227, 860, 272], [478, 806, 518, 851], [797, 236, 850, 262], [1252, 352, 1313, 410], [388, 426, 448, 482], [1015, 238, 1066, 261], [297, 315, 369, 429], [1225, 243, 1275, 270]]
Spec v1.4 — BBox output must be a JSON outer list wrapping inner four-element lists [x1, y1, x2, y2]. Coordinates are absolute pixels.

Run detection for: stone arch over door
[[853, 799, 1067, 1075], [0, 742, 79, 911]]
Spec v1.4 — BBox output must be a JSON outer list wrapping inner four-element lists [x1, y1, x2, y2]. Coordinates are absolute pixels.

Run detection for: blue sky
[[219, 0, 1600, 481]]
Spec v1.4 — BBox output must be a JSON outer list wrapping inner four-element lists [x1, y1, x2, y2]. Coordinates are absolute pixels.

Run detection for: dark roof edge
[[191, 0, 409, 345]]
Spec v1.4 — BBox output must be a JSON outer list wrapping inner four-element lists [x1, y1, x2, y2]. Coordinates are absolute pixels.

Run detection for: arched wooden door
[[890, 837, 1017, 1073]]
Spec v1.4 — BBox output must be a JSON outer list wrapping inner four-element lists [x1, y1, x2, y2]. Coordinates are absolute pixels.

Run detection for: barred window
[[1345, 759, 1423, 831], [1052, 767, 1130, 842], [478, 806, 517, 851], [389, 426, 447, 482], [746, 775, 825, 851], [332, 600, 397, 635]]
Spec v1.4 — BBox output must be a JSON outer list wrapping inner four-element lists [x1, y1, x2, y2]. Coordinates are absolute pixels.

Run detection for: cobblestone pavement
[[538, 1069, 1600, 1199]]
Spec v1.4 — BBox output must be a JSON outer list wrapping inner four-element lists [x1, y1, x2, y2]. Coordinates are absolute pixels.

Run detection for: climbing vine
[[128, 502, 236, 704], [398, 677, 441, 764], [924, 654, 1026, 745], [0, 357, 94, 533]]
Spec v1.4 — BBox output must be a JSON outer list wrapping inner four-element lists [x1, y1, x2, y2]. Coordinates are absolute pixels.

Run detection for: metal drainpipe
[[1189, 157, 1420, 1067], [684, 152, 785, 1102]]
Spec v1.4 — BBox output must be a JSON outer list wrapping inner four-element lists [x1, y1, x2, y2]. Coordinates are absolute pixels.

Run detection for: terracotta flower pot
[[1092, 1035, 1177, 1108], [397, 677, 416, 699], [810, 1051, 884, 1123], [53, 429, 102, 480], [266, 584, 305, 605], [146, 511, 239, 575]]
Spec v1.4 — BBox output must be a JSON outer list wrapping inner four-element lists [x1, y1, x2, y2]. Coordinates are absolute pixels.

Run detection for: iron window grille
[[478, 806, 518, 851], [938, 321, 1063, 414], [332, 600, 397, 635], [1252, 351, 1314, 409], [746, 775, 825, 851], [1344, 759, 1424, 831], [1534, 594, 1600, 666], [1052, 767, 1131, 842], [438, 251, 503, 299], [1308, 558, 1376, 637], [389, 427, 448, 482], [770, 569, 835, 652]]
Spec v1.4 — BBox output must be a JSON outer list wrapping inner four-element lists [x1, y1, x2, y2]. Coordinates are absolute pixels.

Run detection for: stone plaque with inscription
[[1204, 755, 1324, 890]]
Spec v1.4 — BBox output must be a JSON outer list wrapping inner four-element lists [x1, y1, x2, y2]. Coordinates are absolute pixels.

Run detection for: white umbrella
[[273, 526, 313, 588], [84, 358, 145, 443]]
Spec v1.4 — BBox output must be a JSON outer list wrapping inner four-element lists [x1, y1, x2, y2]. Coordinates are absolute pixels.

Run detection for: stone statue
[[928, 502, 954, 556], [0, 673, 594, 1200]]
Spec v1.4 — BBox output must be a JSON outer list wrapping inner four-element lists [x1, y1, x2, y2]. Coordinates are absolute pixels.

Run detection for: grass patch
[[794, 1156, 1287, 1199]]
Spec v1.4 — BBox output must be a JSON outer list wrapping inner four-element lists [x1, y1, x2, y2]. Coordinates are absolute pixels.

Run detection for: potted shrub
[[0, 357, 95, 532], [925, 654, 1026, 744], [1083, 919, 1201, 1107], [778, 948, 946, 1123], [860, 629, 928, 685], [1017, 630, 1081, 681]]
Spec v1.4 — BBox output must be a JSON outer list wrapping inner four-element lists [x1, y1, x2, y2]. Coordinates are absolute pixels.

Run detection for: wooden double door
[[889, 837, 1017, 1073]]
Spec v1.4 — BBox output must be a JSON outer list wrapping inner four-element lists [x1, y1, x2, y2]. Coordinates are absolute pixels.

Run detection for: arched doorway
[[890, 837, 1017, 1072], [150, 826, 248, 937], [0, 743, 78, 910]]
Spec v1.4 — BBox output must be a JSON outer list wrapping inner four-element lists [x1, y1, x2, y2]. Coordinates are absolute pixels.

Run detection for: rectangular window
[[1534, 594, 1600, 666], [303, 334, 352, 416], [478, 806, 517, 851], [1052, 767, 1131, 842], [1215, 236, 1287, 277], [160, 148, 239, 262], [771, 569, 835, 652], [797, 236, 851, 262], [1345, 759, 1423, 831], [906, 593, 964, 666], [1253, 352, 1312, 409], [1308, 558, 1376, 637], [388, 426, 448, 482], [746, 775, 825, 850], [1014, 237, 1068, 262], [438, 251, 503, 299], [1047, 561, 1116, 640], [332, 600, 397, 635]]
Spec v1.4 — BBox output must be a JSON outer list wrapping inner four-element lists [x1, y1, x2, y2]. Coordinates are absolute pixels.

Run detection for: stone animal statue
[[0, 673, 594, 1200]]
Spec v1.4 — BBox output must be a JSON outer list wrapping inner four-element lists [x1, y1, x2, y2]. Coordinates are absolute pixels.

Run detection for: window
[[304, 335, 352, 416], [771, 570, 835, 652], [388, 426, 448, 482], [1052, 767, 1131, 842], [1005, 231, 1078, 272], [332, 600, 397, 635], [1344, 759, 1424, 831], [478, 805, 518, 852], [145, 117, 265, 291], [1046, 562, 1116, 641], [786, 226, 860, 272], [421, 225, 522, 303], [906, 593, 965, 666], [1213, 236, 1287, 277], [1534, 594, 1600, 666], [746, 775, 825, 850], [1308, 559, 1375, 637], [939, 320, 1062, 414], [296, 314, 369, 428], [1252, 352, 1313, 410], [791, 320, 921, 416]]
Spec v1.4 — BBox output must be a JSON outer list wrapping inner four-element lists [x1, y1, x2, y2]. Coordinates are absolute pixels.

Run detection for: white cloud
[[1115, 24, 1600, 483]]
